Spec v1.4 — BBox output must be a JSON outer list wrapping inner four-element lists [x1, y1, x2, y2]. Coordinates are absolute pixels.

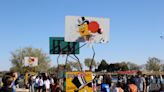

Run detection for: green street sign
[[49, 37, 79, 54]]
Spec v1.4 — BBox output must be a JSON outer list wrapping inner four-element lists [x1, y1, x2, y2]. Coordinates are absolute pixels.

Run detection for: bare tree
[[69, 61, 83, 71], [146, 57, 161, 71], [127, 62, 140, 70], [84, 58, 96, 70]]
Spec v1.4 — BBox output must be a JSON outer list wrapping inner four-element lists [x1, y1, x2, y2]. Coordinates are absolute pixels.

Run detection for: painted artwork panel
[[65, 16, 109, 43], [66, 72, 92, 92], [24, 57, 38, 67]]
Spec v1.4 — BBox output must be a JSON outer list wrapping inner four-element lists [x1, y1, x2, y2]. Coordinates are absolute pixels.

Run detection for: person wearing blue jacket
[[101, 74, 111, 92]]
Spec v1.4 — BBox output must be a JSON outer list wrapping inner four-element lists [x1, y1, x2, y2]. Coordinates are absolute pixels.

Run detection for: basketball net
[[61, 54, 65, 58], [86, 36, 94, 48]]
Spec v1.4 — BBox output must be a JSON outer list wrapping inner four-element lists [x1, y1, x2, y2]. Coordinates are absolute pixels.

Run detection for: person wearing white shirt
[[38, 76, 43, 92], [44, 77, 50, 92], [35, 76, 39, 92], [50, 77, 54, 85]]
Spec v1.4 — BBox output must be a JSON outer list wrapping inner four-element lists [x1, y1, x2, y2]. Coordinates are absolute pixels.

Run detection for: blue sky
[[0, 0, 164, 71]]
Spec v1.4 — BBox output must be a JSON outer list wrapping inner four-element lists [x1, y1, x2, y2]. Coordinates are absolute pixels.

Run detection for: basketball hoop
[[86, 37, 94, 48]]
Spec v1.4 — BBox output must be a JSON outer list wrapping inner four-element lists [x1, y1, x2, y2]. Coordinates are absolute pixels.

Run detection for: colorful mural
[[65, 16, 109, 43], [66, 72, 92, 92]]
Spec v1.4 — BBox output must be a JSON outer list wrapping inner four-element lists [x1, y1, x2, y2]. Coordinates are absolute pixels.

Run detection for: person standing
[[9, 72, 18, 92], [43, 77, 50, 92], [113, 82, 124, 92], [34, 76, 39, 92], [0, 74, 13, 92], [51, 77, 62, 92], [145, 75, 150, 92], [38, 76, 43, 92], [93, 79, 97, 92], [101, 75, 110, 92], [128, 78, 137, 92], [138, 74, 146, 92], [29, 75, 34, 92], [134, 74, 146, 92]]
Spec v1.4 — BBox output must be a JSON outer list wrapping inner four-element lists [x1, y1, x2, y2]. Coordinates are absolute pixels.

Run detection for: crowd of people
[[92, 73, 164, 92], [0, 72, 63, 92], [27, 73, 63, 92], [1, 71, 164, 92]]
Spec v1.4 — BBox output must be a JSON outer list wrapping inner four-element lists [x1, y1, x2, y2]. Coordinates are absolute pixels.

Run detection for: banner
[[24, 57, 38, 67], [65, 16, 109, 43], [66, 72, 92, 92]]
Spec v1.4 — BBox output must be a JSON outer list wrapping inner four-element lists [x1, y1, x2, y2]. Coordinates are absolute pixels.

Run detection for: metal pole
[[74, 54, 83, 71], [57, 54, 60, 78], [68, 55, 78, 61], [71, 43, 87, 54], [64, 54, 69, 71], [64, 43, 87, 71], [90, 45, 95, 71]]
